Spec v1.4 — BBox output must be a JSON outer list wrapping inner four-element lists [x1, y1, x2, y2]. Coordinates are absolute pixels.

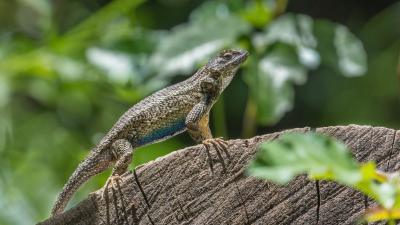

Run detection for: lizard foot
[[103, 174, 123, 200], [103, 174, 131, 221], [202, 138, 230, 174]]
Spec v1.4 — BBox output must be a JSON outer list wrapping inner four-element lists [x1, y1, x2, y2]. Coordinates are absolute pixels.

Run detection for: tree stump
[[38, 125, 400, 225]]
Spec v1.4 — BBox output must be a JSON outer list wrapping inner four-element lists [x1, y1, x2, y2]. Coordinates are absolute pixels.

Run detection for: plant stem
[[213, 96, 228, 138], [242, 97, 257, 138]]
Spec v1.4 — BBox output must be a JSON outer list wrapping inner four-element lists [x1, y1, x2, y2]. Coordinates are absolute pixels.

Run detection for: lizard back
[[99, 71, 205, 149]]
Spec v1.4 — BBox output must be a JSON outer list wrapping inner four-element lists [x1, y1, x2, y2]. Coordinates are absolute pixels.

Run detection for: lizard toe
[[202, 138, 229, 173]]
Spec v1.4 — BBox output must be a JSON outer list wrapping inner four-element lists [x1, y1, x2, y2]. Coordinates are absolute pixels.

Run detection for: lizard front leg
[[185, 99, 230, 174]]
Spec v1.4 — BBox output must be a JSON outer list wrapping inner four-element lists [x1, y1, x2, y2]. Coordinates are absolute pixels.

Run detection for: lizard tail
[[50, 169, 87, 216], [51, 149, 113, 216]]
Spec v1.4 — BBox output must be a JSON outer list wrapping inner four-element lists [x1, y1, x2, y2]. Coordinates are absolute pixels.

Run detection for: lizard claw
[[202, 138, 230, 174], [103, 174, 123, 199], [213, 137, 230, 159]]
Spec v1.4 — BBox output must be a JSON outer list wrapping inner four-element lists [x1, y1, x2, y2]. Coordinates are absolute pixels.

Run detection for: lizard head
[[203, 49, 248, 92]]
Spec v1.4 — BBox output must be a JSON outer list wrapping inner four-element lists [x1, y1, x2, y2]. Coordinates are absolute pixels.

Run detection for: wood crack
[[133, 170, 151, 209], [133, 169, 155, 225], [386, 130, 397, 171]]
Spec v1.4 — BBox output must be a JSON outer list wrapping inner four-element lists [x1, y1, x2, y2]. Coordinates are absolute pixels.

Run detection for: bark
[[38, 125, 400, 225]]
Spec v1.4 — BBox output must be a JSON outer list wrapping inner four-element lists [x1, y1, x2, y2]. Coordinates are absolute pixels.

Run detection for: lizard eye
[[222, 52, 233, 60]]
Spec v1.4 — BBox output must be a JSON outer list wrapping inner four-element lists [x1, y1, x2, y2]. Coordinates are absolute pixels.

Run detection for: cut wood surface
[[38, 125, 400, 225]]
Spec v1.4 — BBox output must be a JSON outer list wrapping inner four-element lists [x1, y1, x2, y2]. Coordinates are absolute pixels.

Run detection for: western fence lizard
[[51, 49, 248, 216]]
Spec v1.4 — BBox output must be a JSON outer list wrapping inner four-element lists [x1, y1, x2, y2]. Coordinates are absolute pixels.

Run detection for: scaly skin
[[51, 49, 248, 216]]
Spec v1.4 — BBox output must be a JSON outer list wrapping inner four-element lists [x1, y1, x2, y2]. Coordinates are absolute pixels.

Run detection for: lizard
[[50, 49, 249, 216]]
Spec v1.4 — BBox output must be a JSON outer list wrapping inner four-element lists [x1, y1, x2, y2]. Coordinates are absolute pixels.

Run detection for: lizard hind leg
[[103, 139, 134, 199]]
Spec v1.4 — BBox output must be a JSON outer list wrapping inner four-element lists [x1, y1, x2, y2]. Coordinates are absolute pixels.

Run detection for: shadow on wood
[[38, 125, 400, 225]]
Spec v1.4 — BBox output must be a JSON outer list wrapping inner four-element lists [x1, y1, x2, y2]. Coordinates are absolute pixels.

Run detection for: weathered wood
[[38, 125, 400, 225]]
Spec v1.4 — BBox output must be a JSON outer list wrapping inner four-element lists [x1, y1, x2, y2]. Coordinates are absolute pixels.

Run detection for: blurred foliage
[[247, 132, 400, 224], [0, 0, 398, 224]]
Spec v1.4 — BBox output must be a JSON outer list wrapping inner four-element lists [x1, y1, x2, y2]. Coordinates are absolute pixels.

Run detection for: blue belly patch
[[137, 119, 186, 146]]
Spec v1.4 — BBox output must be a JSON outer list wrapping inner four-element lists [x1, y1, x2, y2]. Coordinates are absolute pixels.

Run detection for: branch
[[38, 125, 400, 225]]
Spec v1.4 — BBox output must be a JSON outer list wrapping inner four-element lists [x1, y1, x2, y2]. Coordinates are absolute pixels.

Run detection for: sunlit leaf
[[150, 2, 251, 77], [247, 132, 359, 184], [361, 172, 400, 209], [249, 13, 367, 125], [244, 46, 307, 124], [248, 132, 400, 221], [253, 14, 320, 69], [241, 0, 272, 28], [86, 47, 134, 84], [0, 49, 92, 82], [254, 13, 367, 76], [314, 20, 367, 77], [334, 25, 367, 76], [365, 207, 400, 222]]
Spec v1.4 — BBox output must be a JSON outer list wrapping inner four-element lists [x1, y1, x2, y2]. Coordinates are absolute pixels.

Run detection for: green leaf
[[314, 20, 367, 77], [253, 13, 320, 69], [52, 0, 146, 53], [241, 0, 272, 28], [247, 132, 359, 184], [247, 13, 367, 125], [247, 132, 400, 220], [86, 47, 134, 84], [0, 0, 146, 79], [244, 46, 307, 125], [365, 207, 400, 223], [91, 20, 165, 56], [0, 49, 90, 80], [334, 25, 367, 76], [254, 13, 367, 76], [150, 2, 251, 77]]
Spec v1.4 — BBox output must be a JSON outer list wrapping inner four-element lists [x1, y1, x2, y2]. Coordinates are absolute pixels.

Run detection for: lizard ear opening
[[210, 69, 222, 79], [200, 77, 217, 93]]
